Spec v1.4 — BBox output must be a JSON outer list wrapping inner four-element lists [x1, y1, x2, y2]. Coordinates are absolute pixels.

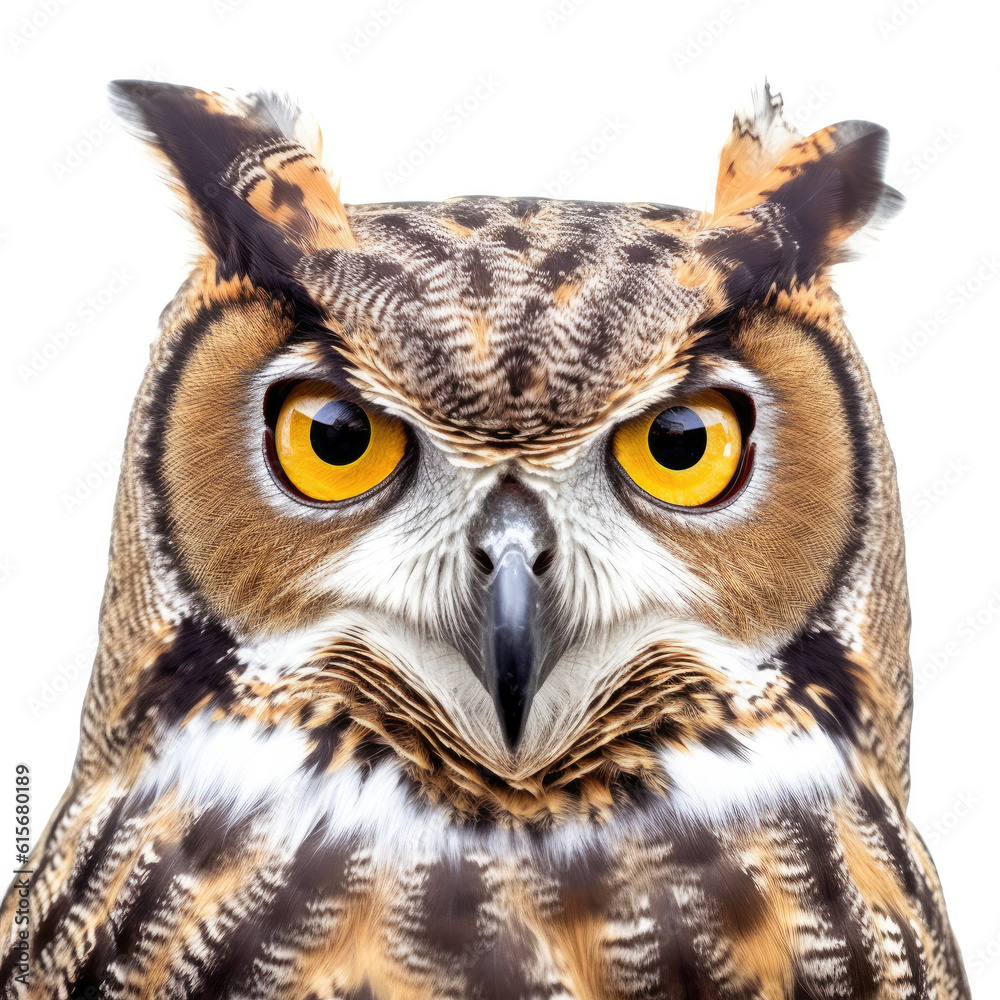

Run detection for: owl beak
[[467, 478, 556, 752], [484, 548, 541, 751]]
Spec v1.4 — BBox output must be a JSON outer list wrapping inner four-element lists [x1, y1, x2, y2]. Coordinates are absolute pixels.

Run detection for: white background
[[1, 0, 998, 990]]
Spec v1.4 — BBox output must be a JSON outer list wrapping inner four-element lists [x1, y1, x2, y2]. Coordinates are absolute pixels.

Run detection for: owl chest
[[127, 789, 907, 1000], [20, 719, 938, 1000], [89, 734, 912, 1000]]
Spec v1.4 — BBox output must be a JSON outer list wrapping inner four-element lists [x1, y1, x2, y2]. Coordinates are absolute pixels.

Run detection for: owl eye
[[270, 380, 407, 502], [612, 389, 745, 507]]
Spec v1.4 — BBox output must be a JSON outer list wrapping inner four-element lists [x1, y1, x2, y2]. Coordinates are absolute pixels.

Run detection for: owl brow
[[284, 318, 366, 400], [660, 310, 750, 398]]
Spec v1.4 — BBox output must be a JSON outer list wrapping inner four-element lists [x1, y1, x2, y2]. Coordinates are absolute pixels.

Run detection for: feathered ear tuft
[[707, 81, 800, 226], [698, 83, 903, 304], [109, 81, 355, 284]]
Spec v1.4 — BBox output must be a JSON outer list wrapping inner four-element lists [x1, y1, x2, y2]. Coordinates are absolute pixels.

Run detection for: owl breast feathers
[[0, 82, 969, 999]]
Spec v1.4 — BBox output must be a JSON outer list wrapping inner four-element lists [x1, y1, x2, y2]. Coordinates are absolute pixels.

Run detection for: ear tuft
[[109, 81, 355, 284], [698, 84, 903, 304], [709, 81, 800, 225]]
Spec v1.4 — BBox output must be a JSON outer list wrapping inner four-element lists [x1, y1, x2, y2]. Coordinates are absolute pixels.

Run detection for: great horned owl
[[0, 81, 969, 999]]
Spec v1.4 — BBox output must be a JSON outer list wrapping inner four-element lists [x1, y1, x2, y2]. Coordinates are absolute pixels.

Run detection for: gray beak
[[464, 477, 557, 751]]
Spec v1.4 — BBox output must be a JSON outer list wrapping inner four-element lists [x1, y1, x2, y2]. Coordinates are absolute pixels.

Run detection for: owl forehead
[[293, 197, 714, 450]]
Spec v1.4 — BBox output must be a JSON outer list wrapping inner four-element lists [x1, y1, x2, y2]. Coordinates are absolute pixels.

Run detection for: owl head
[[93, 81, 907, 824]]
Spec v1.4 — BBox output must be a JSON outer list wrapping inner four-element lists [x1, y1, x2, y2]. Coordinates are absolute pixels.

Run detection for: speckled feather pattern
[[0, 82, 968, 999]]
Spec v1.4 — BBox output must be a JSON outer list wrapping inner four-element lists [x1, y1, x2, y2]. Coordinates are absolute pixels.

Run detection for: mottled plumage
[[1, 81, 968, 999]]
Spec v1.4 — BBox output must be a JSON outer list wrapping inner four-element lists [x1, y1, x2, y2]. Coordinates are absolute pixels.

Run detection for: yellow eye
[[272, 381, 406, 502], [612, 389, 743, 507]]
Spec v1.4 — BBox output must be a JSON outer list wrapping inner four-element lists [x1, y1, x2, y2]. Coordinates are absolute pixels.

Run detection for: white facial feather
[[232, 606, 782, 779], [136, 710, 851, 869]]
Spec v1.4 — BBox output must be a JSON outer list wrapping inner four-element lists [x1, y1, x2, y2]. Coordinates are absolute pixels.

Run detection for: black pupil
[[648, 406, 707, 470], [309, 400, 371, 466]]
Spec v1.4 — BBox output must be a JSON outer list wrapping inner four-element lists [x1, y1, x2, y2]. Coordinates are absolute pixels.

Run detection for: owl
[[1, 80, 970, 1000]]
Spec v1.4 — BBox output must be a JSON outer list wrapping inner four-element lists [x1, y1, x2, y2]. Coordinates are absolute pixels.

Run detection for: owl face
[[110, 81, 903, 811], [8, 83, 972, 1000]]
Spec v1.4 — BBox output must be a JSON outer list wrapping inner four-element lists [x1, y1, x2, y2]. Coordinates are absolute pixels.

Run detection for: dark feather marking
[[370, 214, 457, 262], [302, 716, 350, 774], [855, 784, 919, 898], [797, 318, 876, 616], [462, 245, 495, 299], [496, 224, 530, 251], [0, 944, 15, 993], [438, 202, 491, 228], [464, 922, 535, 1000], [349, 732, 397, 778], [267, 173, 308, 213], [794, 809, 880, 999], [505, 343, 544, 398], [506, 197, 545, 220], [792, 974, 819, 1000], [407, 857, 489, 962], [513, 293, 547, 329], [578, 310, 620, 372], [278, 320, 355, 396], [703, 122, 902, 304], [640, 204, 689, 222], [129, 615, 240, 730], [371, 212, 420, 232], [658, 309, 746, 396], [779, 629, 861, 740], [664, 820, 720, 867], [188, 827, 355, 999], [622, 243, 658, 265], [889, 904, 928, 999], [643, 229, 687, 255], [650, 872, 719, 1000], [109, 81, 312, 293], [702, 855, 768, 938], [26, 796, 129, 970], [66, 923, 116, 998], [139, 299, 228, 597], [537, 250, 585, 290], [342, 981, 377, 1000]]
